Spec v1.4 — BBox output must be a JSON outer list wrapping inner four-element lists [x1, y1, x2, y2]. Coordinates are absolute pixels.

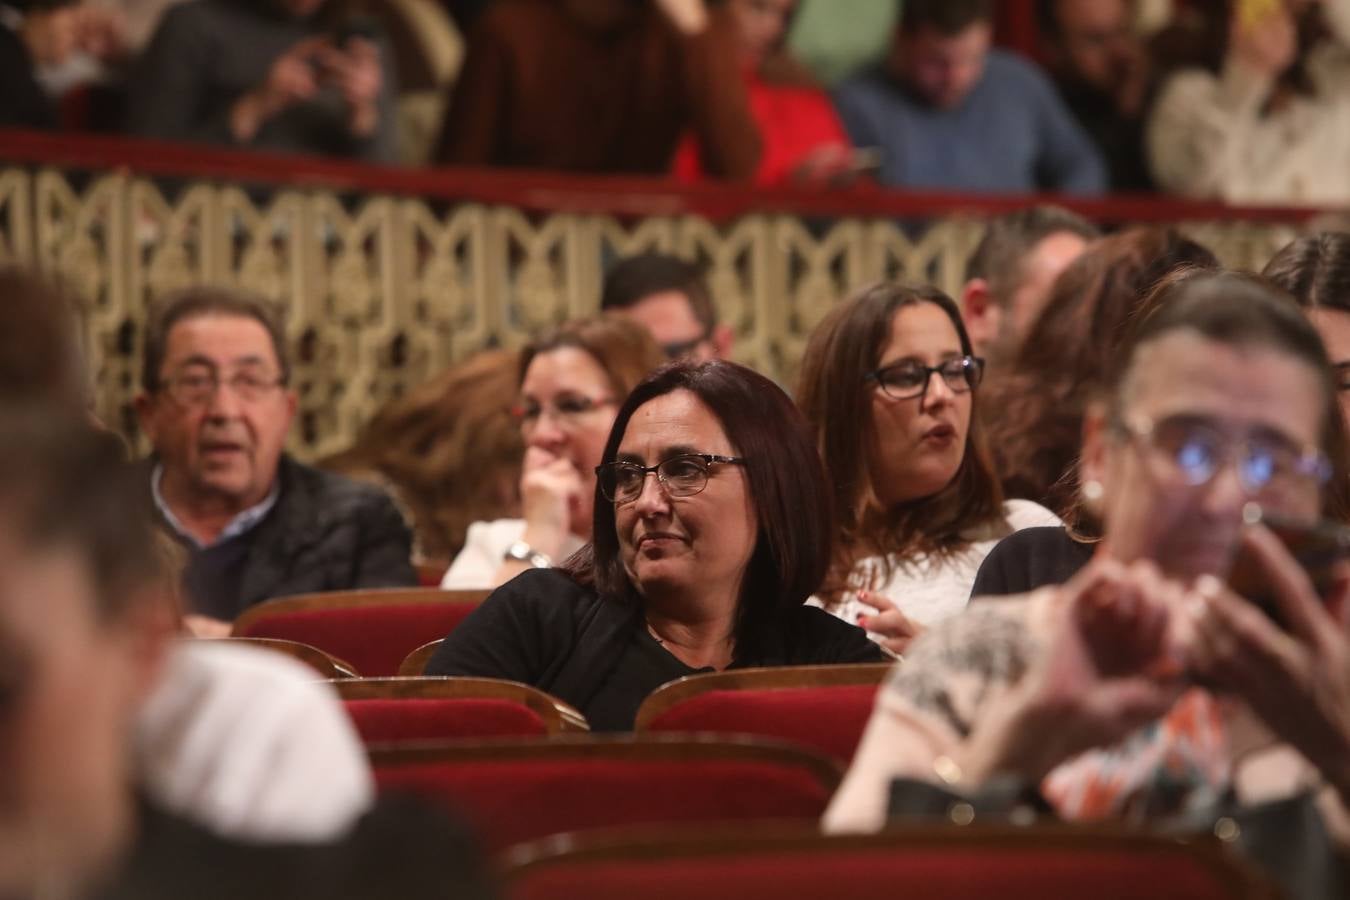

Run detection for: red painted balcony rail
[[0, 128, 1330, 227]]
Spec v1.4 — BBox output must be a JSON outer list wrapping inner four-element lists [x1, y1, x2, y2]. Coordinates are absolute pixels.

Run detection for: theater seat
[[634, 664, 894, 763], [368, 735, 842, 854], [501, 822, 1275, 900], [231, 588, 488, 677], [333, 677, 588, 743]]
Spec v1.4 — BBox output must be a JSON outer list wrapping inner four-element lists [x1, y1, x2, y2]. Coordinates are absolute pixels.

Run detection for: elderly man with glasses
[[135, 287, 415, 630]]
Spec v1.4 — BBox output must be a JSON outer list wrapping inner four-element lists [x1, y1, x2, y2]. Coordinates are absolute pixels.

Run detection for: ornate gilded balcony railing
[[0, 130, 1329, 460]]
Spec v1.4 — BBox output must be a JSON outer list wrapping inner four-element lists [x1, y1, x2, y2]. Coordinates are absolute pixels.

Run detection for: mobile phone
[[1237, 0, 1281, 28], [1225, 503, 1350, 628], [848, 147, 883, 174]]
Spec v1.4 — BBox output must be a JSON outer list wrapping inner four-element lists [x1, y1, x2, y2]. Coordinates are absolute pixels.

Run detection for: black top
[[969, 526, 1095, 598], [425, 568, 887, 731], [95, 794, 495, 900]]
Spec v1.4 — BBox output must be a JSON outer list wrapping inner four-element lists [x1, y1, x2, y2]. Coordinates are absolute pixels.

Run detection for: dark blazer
[[426, 568, 886, 727], [145, 455, 417, 617]]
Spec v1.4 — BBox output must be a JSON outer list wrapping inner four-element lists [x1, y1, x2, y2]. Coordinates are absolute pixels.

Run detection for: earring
[[1081, 480, 1104, 503]]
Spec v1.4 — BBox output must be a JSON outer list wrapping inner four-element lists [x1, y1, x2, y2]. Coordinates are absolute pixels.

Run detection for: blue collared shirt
[[152, 464, 280, 549]]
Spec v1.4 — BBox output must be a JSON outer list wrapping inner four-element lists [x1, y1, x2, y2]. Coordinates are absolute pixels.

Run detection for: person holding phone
[[128, 0, 397, 161], [824, 271, 1350, 895], [1147, 0, 1350, 204]]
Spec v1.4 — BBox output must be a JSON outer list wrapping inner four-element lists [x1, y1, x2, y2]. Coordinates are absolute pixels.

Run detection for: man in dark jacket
[[135, 286, 416, 626]]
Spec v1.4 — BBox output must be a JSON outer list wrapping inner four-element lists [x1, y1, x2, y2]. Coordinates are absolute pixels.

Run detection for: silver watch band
[[503, 539, 552, 569]]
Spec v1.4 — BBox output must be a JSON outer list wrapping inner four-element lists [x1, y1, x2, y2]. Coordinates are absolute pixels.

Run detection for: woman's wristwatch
[[503, 540, 553, 569]]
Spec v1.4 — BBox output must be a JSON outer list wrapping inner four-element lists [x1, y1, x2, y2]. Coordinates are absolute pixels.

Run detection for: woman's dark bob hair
[[564, 359, 833, 655]]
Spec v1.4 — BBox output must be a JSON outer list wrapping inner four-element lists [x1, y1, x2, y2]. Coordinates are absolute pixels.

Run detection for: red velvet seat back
[[509, 845, 1248, 900], [344, 698, 549, 744], [236, 602, 478, 677], [373, 756, 834, 852], [644, 684, 880, 763]]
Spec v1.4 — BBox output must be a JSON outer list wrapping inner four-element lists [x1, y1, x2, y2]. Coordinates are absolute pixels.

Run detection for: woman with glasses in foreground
[[824, 272, 1350, 896], [795, 283, 1060, 656], [440, 316, 664, 589], [427, 359, 885, 730]]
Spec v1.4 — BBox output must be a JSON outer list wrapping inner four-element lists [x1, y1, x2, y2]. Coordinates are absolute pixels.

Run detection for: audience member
[[825, 273, 1350, 897], [796, 282, 1060, 656], [832, 0, 1106, 194], [1147, 0, 1350, 204], [1037, 0, 1155, 190], [982, 227, 1217, 516], [671, 0, 851, 185], [134, 287, 416, 625], [600, 252, 733, 361], [959, 206, 1098, 370], [322, 349, 524, 566], [1263, 232, 1350, 426], [0, 410, 495, 900], [127, 0, 398, 162], [427, 359, 885, 729], [0, 0, 80, 127], [0, 267, 379, 844], [433, 0, 761, 178], [440, 316, 664, 590]]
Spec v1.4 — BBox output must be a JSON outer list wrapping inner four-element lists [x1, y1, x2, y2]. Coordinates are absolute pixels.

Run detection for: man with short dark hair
[[960, 206, 1098, 367], [1037, 0, 1154, 191], [600, 252, 733, 361], [833, 0, 1106, 194], [135, 286, 416, 624]]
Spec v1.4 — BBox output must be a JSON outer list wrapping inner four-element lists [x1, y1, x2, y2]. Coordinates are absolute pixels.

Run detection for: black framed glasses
[[161, 369, 285, 406], [1113, 414, 1332, 497], [595, 453, 746, 504], [866, 356, 984, 401]]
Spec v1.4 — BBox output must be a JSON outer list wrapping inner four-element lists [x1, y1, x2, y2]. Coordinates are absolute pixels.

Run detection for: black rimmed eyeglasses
[[595, 453, 746, 504], [865, 355, 985, 401]]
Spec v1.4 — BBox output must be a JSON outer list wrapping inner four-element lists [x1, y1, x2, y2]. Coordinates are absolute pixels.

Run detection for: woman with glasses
[[440, 315, 664, 589], [795, 283, 1060, 655], [426, 359, 885, 730], [824, 273, 1350, 895]]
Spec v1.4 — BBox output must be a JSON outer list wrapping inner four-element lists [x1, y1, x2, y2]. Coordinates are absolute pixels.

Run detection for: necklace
[[645, 619, 666, 645]]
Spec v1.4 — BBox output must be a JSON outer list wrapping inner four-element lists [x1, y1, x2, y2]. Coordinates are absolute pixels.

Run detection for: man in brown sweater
[[434, 0, 762, 178]]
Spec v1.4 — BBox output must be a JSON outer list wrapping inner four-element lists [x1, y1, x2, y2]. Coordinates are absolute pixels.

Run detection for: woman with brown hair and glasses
[[796, 282, 1060, 655], [440, 315, 665, 589], [427, 359, 884, 730]]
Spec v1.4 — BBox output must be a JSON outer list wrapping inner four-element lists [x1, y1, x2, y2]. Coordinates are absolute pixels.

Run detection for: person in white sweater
[[441, 315, 664, 589], [796, 282, 1060, 655], [1147, 0, 1350, 205]]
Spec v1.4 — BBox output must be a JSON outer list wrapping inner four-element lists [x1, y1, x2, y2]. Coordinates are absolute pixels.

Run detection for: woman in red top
[[672, 0, 855, 186]]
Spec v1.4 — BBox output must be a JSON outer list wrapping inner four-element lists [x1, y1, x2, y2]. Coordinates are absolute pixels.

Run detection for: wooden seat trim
[[331, 676, 589, 732], [196, 636, 361, 678], [231, 587, 489, 634], [633, 663, 894, 730], [397, 639, 443, 677]]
